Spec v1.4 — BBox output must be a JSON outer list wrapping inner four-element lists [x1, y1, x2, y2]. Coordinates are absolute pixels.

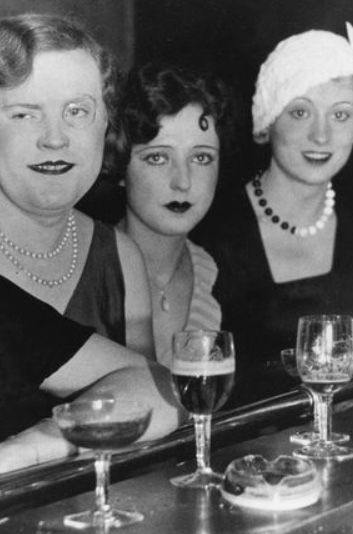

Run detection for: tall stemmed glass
[[51, 397, 152, 531], [293, 315, 353, 460], [280, 348, 349, 446], [170, 330, 235, 488]]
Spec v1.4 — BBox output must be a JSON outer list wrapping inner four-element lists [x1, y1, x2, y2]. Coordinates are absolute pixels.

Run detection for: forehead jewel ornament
[[252, 22, 353, 141]]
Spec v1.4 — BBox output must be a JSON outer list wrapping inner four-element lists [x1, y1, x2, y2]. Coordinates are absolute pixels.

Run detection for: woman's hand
[[0, 362, 187, 473], [0, 418, 76, 473]]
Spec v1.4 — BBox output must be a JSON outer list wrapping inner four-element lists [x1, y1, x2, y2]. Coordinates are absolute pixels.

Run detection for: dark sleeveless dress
[[0, 221, 126, 438], [64, 220, 125, 344], [193, 186, 353, 406]]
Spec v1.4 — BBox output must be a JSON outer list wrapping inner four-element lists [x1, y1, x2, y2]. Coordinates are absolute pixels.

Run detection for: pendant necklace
[[150, 248, 185, 313]]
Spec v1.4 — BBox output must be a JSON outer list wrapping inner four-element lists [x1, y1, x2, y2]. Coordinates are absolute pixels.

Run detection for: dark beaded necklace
[[252, 174, 296, 234], [251, 172, 335, 238]]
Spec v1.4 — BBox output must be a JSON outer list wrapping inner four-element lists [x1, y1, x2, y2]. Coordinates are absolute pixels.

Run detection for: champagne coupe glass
[[293, 315, 353, 460], [52, 396, 152, 531], [170, 330, 235, 488], [280, 348, 349, 446]]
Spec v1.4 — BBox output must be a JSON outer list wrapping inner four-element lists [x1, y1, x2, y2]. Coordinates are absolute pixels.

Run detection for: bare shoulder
[[115, 227, 146, 267]]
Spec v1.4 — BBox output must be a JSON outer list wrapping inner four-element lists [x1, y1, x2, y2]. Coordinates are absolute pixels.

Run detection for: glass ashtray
[[221, 454, 321, 511]]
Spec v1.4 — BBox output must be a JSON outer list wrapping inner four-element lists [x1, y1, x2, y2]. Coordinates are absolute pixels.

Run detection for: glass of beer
[[51, 396, 152, 530], [170, 330, 235, 488], [293, 315, 353, 460], [280, 348, 349, 446]]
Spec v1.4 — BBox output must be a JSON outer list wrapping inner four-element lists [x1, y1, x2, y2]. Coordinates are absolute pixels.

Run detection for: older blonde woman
[[0, 14, 184, 472]]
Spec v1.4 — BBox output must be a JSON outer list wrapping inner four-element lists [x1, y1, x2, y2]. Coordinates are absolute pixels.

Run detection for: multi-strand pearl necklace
[[0, 211, 78, 287], [0, 213, 73, 259], [252, 173, 335, 237]]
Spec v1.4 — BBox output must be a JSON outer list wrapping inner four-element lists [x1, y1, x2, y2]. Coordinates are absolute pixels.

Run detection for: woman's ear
[[254, 129, 269, 145]]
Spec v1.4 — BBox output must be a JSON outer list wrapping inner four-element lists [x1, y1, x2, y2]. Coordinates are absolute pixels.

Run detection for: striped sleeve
[[185, 240, 222, 332]]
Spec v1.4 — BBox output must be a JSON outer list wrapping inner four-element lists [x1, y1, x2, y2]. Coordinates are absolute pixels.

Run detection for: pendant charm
[[160, 293, 170, 312]]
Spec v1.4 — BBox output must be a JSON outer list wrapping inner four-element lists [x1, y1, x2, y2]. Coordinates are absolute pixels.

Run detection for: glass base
[[62, 508, 144, 530], [170, 468, 223, 489], [290, 431, 350, 446], [293, 442, 353, 461]]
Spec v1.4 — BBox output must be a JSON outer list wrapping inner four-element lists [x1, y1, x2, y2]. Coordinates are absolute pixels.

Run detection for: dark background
[[134, 0, 353, 217], [135, 0, 353, 88], [2, 0, 353, 219]]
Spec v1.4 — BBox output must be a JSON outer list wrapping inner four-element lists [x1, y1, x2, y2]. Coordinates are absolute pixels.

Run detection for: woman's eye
[[290, 109, 309, 120], [192, 153, 214, 165], [66, 106, 88, 118], [64, 100, 96, 128], [11, 110, 38, 121], [68, 107, 83, 117], [144, 153, 168, 165], [334, 110, 351, 122]]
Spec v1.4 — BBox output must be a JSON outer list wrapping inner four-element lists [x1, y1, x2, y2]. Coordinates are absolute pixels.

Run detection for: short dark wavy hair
[[0, 12, 119, 173], [114, 62, 239, 173]]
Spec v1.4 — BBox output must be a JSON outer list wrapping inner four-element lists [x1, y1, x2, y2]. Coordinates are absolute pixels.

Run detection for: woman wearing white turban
[[194, 25, 353, 406]]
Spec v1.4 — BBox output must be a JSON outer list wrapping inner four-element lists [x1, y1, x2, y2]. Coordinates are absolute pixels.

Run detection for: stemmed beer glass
[[170, 330, 235, 488], [293, 315, 353, 460], [50, 396, 152, 531], [280, 348, 349, 446]]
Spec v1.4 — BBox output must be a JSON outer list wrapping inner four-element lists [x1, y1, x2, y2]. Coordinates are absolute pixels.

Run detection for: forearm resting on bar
[[0, 363, 186, 473]]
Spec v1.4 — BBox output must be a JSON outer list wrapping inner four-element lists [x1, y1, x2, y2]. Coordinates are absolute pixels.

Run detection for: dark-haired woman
[[116, 63, 237, 368]]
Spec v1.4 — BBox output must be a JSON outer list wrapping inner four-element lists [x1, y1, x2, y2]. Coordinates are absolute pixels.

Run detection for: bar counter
[[1, 386, 353, 533]]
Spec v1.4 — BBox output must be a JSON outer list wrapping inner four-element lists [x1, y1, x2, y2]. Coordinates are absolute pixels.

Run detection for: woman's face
[[269, 78, 353, 185], [125, 103, 220, 237], [0, 48, 108, 216]]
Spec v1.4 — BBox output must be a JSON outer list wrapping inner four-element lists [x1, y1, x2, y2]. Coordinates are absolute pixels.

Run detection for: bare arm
[[0, 363, 187, 473], [79, 362, 186, 441], [0, 418, 75, 473], [40, 333, 149, 398]]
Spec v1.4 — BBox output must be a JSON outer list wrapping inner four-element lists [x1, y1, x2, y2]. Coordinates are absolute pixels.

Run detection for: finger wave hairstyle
[[115, 62, 239, 171], [0, 12, 120, 173]]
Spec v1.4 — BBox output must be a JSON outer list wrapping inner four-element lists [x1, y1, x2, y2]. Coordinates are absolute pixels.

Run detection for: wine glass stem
[[316, 393, 333, 442], [193, 414, 211, 472], [94, 451, 112, 519], [312, 391, 332, 438]]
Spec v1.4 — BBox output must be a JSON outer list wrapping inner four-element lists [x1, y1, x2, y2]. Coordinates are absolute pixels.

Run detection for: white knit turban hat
[[252, 23, 353, 142]]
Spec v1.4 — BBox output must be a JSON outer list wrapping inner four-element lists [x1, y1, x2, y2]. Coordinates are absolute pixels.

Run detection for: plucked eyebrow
[[1, 94, 98, 110], [286, 97, 312, 107], [192, 144, 219, 151], [289, 97, 353, 106], [331, 101, 353, 106], [1, 103, 41, 110], [134, 144, 219, 154]]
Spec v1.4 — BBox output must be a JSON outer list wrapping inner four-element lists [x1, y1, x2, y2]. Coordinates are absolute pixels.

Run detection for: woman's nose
[[308, 115, 330, 145], [37, 118, 70, 149], [170, 161, 191, 191]]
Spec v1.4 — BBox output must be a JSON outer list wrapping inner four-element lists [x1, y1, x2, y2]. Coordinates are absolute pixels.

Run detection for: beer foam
[[172, 360, 235, 377]]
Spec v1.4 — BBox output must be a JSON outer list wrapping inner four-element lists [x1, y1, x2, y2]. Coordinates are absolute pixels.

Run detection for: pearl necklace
[[252, 173, 335, 237], [0, 212, 78, 287], [0, 212, 73, 259]]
